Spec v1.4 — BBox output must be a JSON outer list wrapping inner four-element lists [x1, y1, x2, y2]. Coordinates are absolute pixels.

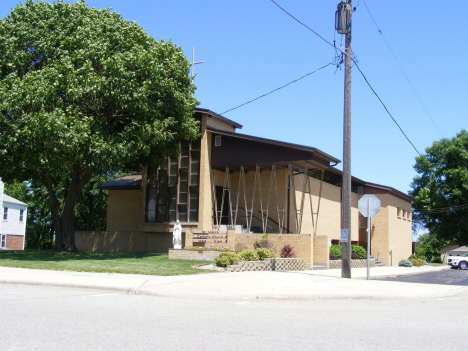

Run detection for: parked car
[[447, 253, 468, 270]]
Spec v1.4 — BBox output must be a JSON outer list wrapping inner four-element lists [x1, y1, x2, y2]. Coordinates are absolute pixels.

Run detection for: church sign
[[192, 230, 228, 243]]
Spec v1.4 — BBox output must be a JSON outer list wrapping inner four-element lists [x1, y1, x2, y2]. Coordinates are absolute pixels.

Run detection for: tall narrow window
[[0, 235, 5, 248], [19, 210, 24, 222], [146, 139, 200, 223], [3, 208, 7, 221]]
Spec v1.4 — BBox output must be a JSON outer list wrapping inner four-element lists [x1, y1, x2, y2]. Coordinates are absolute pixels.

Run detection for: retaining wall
[[226, 258, 305, 272]]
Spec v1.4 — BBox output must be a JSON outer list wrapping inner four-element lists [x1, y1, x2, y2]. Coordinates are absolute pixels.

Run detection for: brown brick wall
[[5, 235, 24, 250]]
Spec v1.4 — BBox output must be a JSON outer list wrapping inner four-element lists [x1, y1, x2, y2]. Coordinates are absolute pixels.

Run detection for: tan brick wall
[[387, 195, 412, 265], [313, 235, 329, 265], [75, 231, 185, 253], [366, 194, 389, 265], [234, 233, 313, 265], [5, 234, 24, 250], [198, 117, 213, 229], [106, 190, 141, 232]]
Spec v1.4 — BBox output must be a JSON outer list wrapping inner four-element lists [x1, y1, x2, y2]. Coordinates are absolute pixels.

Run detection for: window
[[397, 207, 401, 218], [407, 211, 411, 221], [3, 207, 7, 220], [0, 235, 5, 248], [19, 210, 24, 222], [146, 139, 201, 223], [402, 209, 407, 220]]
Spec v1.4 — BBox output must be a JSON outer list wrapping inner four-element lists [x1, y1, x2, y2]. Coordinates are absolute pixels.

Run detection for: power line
[[414, 203, 468, 213], [353, 61, 421, 156], [362, 0, 443, 138], [220, 63, 333, 115], [270, 0, 335, 49]]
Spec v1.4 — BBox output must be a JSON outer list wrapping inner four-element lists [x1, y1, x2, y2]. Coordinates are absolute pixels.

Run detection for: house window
[[3, 207, 7, 220], [19, 210, 24, 222], [397, 207, 401, 218], [0, 235, 5, 248], [402, 209, 407, 220], [146, 139, 200, 223]]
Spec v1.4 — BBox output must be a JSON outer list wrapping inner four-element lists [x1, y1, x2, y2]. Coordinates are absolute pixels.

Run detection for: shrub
[[330, 244, 342, 259], [253, 234, 275, 251], [215, 252, 240, 267], [399, 259, 413, 267], [238, 250, 259, 261], [351, 245, 367, 259], [256, 248, 276, 260], [329, 253, 337, 260], [235, 243, 247, 253], [408, 254, 417, 260], [280, 244, 296, 258], [432, 257, 443, 264], [351, 253, 359, 260], [410, 258, 423, 267]]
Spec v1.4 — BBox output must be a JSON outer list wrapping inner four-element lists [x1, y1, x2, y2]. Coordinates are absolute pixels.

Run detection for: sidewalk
[[1, 265, 466, 301]]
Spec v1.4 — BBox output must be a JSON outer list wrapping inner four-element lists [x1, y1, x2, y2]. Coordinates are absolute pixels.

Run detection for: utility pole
[[335, 1, 352, 278]]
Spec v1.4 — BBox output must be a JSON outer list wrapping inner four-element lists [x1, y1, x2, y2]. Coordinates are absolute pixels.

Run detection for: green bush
[[238, 250, 259, 261], [410, 258, 424, 267], [253, 234, 275, 251], [399, 259, 413, 267], [330, 244, 342, 259], [408, 254, 417, 260], [351, 245, 367, 259], [215, 252, 240, 267], [432, 256, 443, 264], [256, 248, 276, 260]]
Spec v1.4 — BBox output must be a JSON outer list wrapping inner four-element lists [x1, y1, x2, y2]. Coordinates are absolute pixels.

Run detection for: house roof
[[208, 127, 340, 171], [98, 174, 142, 190], [2, 194, 27, 206], [196, 108, 243, 129]]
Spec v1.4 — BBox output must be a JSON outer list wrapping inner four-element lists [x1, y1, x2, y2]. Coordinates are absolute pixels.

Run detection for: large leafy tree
[[0, 1, 199, 251], [410, 130, 468, 245]]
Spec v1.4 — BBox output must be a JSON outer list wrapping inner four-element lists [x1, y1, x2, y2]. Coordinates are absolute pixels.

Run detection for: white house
[[0, 179, 27, 250]]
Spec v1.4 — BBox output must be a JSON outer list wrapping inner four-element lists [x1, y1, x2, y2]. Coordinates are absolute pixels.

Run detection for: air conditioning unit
[[357, 186, 363, 195]]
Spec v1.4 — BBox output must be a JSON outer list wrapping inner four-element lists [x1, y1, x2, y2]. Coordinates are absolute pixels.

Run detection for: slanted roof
[[2, 194, 27, 206], [98, 174, 142, 190], [196, 108, 243, 129], [208, 127, 340, 172]]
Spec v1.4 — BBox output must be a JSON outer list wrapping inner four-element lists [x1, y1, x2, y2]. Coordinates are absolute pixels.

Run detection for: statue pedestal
[[173, 245, 182, 250]]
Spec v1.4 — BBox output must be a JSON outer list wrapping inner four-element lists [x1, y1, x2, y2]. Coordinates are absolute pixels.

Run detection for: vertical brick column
[[313, 235, 329, 266]]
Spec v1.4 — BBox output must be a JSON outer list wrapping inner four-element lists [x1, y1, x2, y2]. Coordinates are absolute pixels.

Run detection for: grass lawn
[[0, 250, 217, 276], [428, 262, 446, 267]]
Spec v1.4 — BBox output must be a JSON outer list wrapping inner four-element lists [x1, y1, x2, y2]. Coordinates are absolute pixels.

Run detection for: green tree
[[0, 1, 199, 251], [410, 130, 468, 245]]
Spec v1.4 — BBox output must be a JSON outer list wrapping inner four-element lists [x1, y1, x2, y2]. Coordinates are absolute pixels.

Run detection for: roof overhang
[[208, 127, 340, 172], [195, 108, 243, 129], [98, 174, 142, 190]]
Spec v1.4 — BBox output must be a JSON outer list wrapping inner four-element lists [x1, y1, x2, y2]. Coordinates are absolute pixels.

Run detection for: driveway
[[374, 268, 468, 286]]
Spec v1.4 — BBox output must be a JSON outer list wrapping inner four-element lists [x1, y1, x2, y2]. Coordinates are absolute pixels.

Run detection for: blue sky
[[2, 0, 466, 195]]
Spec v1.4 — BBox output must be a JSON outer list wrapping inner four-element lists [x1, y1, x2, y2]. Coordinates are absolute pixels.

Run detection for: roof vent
[[215, 135, 222, 147]]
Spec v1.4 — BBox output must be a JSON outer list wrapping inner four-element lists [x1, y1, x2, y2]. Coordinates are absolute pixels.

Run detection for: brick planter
[[168, 249, 227, 261], [226, 258, 305, 272], [328, 259, 375, 269]]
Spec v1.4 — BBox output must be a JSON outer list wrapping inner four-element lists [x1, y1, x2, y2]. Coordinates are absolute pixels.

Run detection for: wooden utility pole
[[335, 1, 353, 278]]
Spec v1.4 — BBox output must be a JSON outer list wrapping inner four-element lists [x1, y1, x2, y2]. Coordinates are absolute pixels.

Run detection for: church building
[[76, 108, 413, 267]]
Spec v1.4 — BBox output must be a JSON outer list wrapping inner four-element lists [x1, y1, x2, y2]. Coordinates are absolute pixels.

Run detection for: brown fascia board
[[326, 167, 414, 203], [98, 174, 142, 190], [195, 108, 243, 129], [207, 127, 341, 166]]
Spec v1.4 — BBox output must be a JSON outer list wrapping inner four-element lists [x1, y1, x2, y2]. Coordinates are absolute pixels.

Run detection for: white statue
[[172, 220, 182, 249]]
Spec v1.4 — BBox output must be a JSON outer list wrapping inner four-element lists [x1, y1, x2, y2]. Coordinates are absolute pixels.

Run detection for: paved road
[[375, 268, 468, 286], [2, 283, 468, 351]]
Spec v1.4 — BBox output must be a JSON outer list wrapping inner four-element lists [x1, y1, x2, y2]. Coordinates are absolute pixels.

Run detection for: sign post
[[358, 194, 381, 280]]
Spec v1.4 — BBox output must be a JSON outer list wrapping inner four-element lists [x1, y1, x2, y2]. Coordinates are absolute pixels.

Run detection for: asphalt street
[[2, 283, 467, 351], [375, 268, 468, 286]]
